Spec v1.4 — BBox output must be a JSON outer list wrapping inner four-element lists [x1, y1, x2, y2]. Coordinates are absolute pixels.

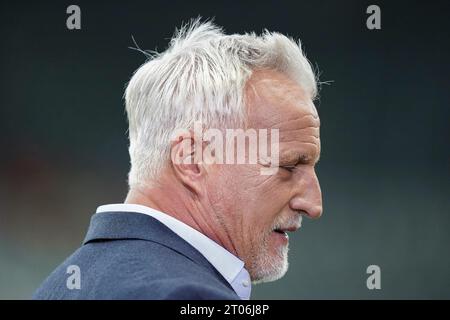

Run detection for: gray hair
[[125, 18, 318, 187]]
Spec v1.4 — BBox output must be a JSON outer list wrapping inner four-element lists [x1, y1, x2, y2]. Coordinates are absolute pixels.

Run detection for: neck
[[125, 177, 239, 257]]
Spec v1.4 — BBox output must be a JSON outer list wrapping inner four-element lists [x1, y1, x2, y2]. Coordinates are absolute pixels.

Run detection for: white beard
[[251, 238, 290, 284], [250, 214, 301, 283]]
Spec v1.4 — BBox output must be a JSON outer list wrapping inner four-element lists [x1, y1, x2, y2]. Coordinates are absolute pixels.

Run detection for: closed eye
[[281, 165, 297, 172]]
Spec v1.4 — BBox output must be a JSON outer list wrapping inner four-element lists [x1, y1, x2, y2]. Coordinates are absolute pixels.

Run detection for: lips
[[273, 225, 299, 234], [272, 226, 299, 242], [271, 215, 303, 241], [273, 229, 288, 236]]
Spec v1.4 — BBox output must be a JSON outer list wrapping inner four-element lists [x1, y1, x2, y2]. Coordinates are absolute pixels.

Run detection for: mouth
[[273, 229, 288, 236], [270, 216, 302, 245], [271, 226, 299, 242]]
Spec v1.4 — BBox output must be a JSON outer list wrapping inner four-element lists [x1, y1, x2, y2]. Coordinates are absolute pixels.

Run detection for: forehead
[[244, 69, 321, 163], [245, 69, 320, 133]]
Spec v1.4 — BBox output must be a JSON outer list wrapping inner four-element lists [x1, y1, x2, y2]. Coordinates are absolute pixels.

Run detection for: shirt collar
[[96, 203, 251, 300]]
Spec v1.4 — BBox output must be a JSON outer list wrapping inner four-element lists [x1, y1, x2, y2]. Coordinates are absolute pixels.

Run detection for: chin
[[250, 244, 290, 284]]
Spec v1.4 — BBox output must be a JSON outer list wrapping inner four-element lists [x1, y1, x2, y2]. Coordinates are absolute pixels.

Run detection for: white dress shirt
[[96, 203, 251, 300]]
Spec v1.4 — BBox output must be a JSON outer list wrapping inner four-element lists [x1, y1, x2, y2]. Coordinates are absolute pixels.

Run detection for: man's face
[[205, 70, 322, 283]]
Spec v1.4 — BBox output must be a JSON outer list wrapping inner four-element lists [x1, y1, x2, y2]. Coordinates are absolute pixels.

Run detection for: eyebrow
[[282, 151, 321, 166]]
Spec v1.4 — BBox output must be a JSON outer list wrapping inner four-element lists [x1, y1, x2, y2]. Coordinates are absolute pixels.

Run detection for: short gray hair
[[125, 18, 318, 187]]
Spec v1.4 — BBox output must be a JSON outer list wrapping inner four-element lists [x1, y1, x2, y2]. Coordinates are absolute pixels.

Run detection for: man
[[34, 19, 322, 300]]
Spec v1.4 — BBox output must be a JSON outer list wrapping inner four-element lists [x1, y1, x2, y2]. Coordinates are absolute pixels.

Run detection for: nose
[[289, 168, 323, 219]]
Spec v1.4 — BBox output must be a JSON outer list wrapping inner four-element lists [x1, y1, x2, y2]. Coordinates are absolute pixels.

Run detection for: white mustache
[[271, 214, 303, 232]]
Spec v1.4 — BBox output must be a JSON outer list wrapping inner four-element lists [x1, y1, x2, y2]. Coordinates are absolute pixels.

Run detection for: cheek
[[236, 174, 288, 233], [208, 165, 290, 232], [205, 165, 256, 219]]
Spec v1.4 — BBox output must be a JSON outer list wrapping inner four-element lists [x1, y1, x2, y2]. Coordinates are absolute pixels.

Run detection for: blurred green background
[[0, 0, 449, 299]]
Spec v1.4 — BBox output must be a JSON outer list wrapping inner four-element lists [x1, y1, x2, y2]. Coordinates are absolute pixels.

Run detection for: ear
[[170, 130, 206, 196]]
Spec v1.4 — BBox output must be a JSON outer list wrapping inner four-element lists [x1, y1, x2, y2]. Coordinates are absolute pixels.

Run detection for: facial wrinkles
[[208, 166, 252, 260], [190, 194, 228, 246], [196, 164, 231, 254], [277, 112, 321, 166], [247, 85, 320, 169], [234, 166, 265, 260], [226, 70, 321, 280]]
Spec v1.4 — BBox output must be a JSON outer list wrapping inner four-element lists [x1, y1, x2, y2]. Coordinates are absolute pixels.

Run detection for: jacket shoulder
[[33, 239, 237, 300]]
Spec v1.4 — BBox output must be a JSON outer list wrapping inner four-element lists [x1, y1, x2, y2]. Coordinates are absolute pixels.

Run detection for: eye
[[281, 165, 296, 172]]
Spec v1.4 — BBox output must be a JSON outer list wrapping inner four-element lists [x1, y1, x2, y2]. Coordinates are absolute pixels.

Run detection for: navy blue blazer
[[33, 211, 240, 300]]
